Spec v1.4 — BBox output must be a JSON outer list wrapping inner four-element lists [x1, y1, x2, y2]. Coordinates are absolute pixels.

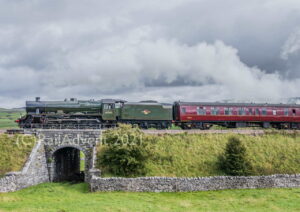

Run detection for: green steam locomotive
[[17, 97, 173, 129]]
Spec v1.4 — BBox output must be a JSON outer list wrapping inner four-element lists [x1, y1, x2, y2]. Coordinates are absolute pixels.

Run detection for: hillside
[[0, 108, 24, 129], [97, 127, 300, 177], [144, 132, 300, 177]]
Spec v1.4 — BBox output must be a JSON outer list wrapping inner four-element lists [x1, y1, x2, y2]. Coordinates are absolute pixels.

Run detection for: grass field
[[0, 134, 35, 176], [0, 108, 24, 129], [0, 183, 299, 212]]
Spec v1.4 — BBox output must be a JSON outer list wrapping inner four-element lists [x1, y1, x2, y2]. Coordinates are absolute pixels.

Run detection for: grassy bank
[[0, 108, 24, 129], [0, 134, 36, 176], [97, 129, 300, 177], [0, 183, 299, 212], [144, 132, 300, 177]]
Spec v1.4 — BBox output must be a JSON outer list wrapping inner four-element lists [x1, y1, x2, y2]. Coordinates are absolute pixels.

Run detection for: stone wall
[[90, 174, 300, 192], [0, 140, 49, 193]]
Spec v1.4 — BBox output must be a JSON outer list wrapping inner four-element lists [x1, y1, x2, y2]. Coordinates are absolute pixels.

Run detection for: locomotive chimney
[[36, 97, 40, 102]]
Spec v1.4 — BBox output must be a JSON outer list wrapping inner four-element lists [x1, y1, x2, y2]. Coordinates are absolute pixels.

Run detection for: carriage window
[[181, 108, 186, 114], [248, 108, 253, 115], [273, 110, 277, 115], [262, 108, 267, 115], [211, 107, 219, 115], [284, 108, 289, 116], [197, 107, 206, 115], [210, 107, 216, 115], [255, 108, 260, 115], [238, 108, 246, 115], [211, 107, 215, 115], [224, 108, 229, 115], [225, 108, 233, 115]]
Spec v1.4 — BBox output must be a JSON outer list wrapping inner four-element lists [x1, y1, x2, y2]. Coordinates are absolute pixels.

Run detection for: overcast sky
[[0, 0, 300, 108]]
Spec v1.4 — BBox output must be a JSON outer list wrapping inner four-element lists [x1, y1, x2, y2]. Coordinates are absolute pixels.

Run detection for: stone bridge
[[37, 129, 101, 182]]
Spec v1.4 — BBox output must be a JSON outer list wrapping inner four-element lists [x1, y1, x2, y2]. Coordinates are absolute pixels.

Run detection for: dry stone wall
[[90, 174, 300, 192], [0, 140, 49, 193]]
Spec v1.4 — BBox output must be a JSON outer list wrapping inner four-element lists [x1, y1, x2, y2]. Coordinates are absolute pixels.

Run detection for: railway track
[[1, 128, 299, 135], [142, 129, 299, 135]]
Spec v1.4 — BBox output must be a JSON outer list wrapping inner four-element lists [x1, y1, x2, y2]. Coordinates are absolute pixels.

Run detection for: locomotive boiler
[[17, 97, 173, 129]]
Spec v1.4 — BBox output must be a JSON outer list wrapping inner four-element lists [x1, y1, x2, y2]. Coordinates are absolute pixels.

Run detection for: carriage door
[[102, 103, 116, 120]]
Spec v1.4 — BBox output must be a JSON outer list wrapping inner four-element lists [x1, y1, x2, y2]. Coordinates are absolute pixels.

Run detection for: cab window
[[262, 108, 267, 115], [115, 103, 121, 108], [103, 104, 114, 110]]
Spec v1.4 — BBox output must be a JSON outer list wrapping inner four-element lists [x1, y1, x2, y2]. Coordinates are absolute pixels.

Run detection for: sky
[[0, 0, 300, 108]]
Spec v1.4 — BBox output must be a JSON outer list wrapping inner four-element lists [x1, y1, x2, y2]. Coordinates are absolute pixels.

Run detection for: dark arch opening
[[53, 147, 85, 182]]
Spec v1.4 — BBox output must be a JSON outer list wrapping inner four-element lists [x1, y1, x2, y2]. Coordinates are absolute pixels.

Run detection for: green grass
[[0, 183, 300, 212], [144, 133, 300, 177], [80, 151, 85, 171], [98, 131, 300, 177], [0, 134, 36, 175], [169, 124, 182, 130], [0, 108, 24, 129]]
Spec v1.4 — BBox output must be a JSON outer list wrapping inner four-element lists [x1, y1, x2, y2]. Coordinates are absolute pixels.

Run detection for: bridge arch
[[51, 144, 88, 156], [51, 146, 86, 182]]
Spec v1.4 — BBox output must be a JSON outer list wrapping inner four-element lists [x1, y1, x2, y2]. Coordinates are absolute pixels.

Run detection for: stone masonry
[[0, 129, 101, 192], [90, 174, 300, 192], [36, 129, 101, 182], [0, 140, 49, 193]]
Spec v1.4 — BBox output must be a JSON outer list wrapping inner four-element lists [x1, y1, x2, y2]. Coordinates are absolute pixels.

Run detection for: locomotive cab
[[102, 103, 115, 120], [101, 99, 125, 122]]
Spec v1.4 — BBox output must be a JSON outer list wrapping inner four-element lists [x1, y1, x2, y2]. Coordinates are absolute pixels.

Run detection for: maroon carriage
[[173, 102, 300, 129]]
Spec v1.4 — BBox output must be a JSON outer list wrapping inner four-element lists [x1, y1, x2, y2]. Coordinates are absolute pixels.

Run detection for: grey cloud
[[0, 0, 299, 108], [281, 28, 300, 77], [147, 0, 300, 74]]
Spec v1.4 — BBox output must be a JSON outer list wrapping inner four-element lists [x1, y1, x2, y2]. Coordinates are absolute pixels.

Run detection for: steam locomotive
[[16, 97, 300, 129]]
